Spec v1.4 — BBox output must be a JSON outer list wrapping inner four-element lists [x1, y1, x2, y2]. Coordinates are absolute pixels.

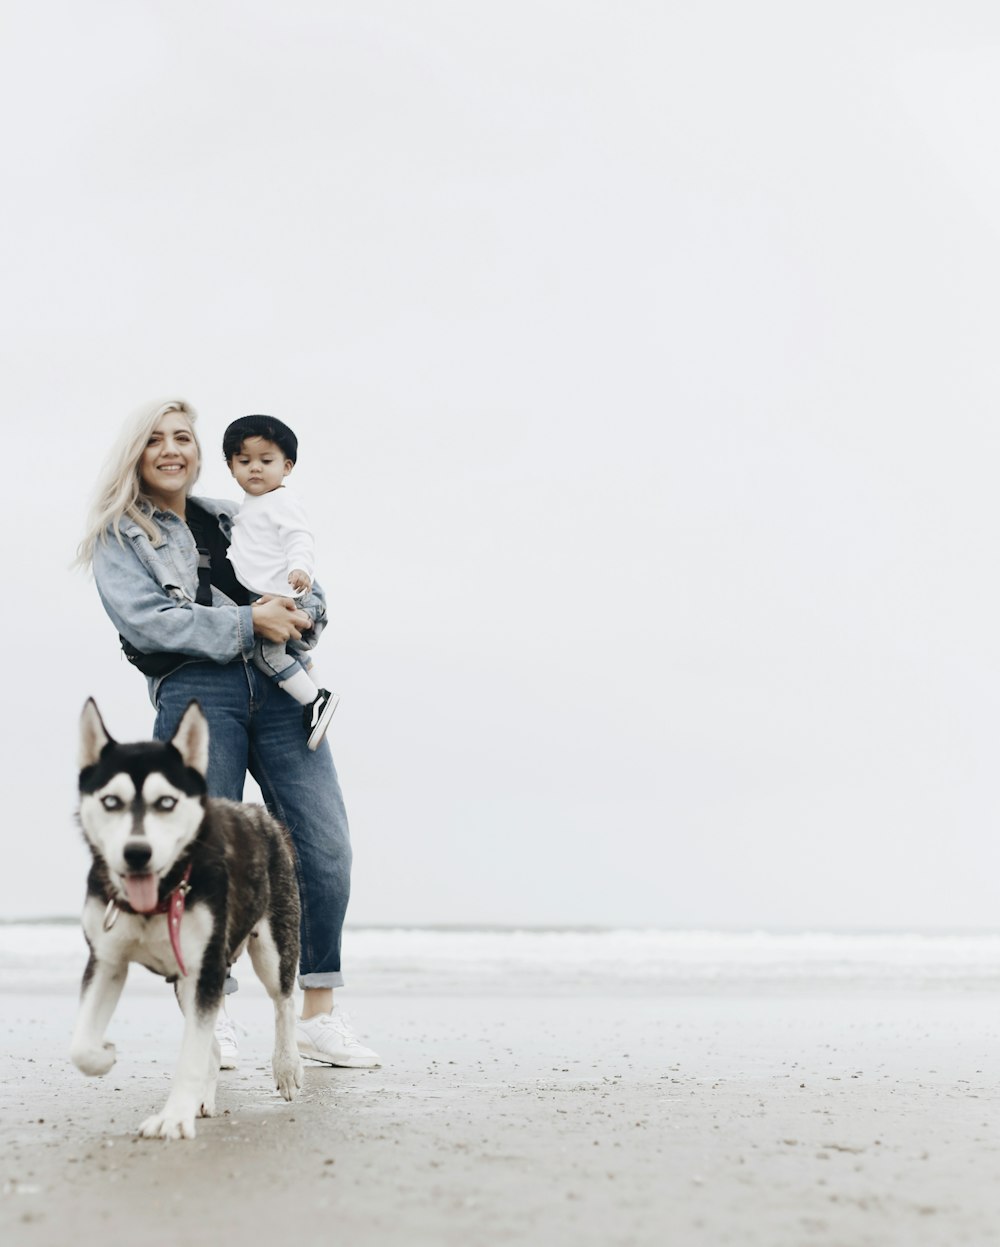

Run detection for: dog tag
[[102, 899, 120, 933]]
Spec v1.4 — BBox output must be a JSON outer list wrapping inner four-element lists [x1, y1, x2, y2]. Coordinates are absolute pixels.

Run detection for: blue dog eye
[[100, 795, 124, 811], [155, 796, 177, 812]]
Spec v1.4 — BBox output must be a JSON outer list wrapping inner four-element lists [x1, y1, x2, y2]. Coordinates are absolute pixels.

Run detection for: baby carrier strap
[[195, 547, 213, 606]]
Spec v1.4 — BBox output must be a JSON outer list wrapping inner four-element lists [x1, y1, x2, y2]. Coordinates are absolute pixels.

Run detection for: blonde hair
[[76, 398, 202, 569]]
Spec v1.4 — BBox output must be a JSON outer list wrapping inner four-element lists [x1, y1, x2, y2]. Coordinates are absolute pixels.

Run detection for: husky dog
[[72, 698, 304, 1140]]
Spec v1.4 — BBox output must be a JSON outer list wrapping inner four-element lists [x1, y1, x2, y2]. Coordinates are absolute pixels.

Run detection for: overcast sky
[[3, 1, 1000, 928]]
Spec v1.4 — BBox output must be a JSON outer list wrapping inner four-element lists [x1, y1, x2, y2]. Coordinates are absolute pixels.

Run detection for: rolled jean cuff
[[299, 971, 344, 990]]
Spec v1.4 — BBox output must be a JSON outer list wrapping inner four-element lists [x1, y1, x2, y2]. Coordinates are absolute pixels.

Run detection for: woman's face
[[140, 409, 199, 512]]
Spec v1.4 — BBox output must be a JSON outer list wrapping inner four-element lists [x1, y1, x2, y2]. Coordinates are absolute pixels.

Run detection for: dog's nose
[[123, 839, 153, 871]]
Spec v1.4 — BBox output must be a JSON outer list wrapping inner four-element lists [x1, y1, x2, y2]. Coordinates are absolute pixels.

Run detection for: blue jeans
[[153, 659, 351, 989], [254, 636, 307, 684]]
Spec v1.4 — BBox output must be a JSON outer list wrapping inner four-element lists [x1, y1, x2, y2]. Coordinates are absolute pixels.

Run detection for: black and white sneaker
[[305, 689, 340, 751]]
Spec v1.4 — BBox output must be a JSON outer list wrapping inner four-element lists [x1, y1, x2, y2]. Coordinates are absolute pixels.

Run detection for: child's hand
[[288, 569, 312, 594]]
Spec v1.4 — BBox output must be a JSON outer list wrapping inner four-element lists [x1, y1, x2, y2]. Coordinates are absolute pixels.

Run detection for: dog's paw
[[71, 1041, 116, 1077], [274, 1054, 303, 1101], [138, 1110, 197, 1141], [198, 1094, 216, 1118]]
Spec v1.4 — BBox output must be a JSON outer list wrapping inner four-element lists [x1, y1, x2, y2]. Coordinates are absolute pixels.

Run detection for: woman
[[77, 398, 379, 1070]]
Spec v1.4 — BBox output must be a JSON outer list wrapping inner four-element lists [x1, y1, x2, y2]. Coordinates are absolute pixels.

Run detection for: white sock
[[277, 669, 320, 706]]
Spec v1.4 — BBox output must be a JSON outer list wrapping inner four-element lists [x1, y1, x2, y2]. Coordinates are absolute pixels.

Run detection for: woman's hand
[[252, 595, 314, 643]]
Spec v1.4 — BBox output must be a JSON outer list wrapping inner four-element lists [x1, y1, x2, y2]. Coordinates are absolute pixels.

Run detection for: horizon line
[[6, 917, 1000, 937]]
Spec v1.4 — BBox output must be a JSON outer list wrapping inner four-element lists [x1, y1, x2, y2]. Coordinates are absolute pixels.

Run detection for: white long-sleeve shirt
[[226, 487, 317, 597]]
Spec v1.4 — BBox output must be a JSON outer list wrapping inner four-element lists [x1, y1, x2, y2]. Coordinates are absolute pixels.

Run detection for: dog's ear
[[170, 700, 209, 777], [79, 698, 113, 771]]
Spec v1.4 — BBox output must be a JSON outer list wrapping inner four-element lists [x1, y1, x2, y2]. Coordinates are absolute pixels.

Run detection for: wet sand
[[3, 984, 1000, 1246]]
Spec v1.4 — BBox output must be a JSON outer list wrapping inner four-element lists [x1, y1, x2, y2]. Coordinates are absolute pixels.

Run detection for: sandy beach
[[3, 937, 1000, 1247]]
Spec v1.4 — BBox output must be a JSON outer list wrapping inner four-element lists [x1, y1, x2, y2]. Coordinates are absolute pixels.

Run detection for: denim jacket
[[92, 495, 327, 699]]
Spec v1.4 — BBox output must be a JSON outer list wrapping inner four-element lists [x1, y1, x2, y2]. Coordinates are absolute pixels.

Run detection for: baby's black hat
[[223, 415, 298, 463]]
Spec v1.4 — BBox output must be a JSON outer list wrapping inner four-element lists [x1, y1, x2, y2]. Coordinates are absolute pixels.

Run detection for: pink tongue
[[125, 874, 160, 913]]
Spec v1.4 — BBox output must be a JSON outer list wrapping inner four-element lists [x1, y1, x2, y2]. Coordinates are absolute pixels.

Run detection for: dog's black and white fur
[[72, 698, 303, 1140]]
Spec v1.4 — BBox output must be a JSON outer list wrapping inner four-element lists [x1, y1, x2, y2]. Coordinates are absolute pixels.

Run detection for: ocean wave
[[4, 925, 1000, 996]]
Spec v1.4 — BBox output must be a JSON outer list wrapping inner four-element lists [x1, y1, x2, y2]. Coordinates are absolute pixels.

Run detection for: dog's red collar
[[102, 863, 194, 977]]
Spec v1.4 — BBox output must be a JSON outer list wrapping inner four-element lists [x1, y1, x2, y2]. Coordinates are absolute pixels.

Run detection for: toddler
[[223, 415, 339, 750]]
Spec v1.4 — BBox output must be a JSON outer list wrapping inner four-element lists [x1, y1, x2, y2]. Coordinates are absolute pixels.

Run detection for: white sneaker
[[215, 1010, 240, 1070], [296, 1007, 381, 1068]]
